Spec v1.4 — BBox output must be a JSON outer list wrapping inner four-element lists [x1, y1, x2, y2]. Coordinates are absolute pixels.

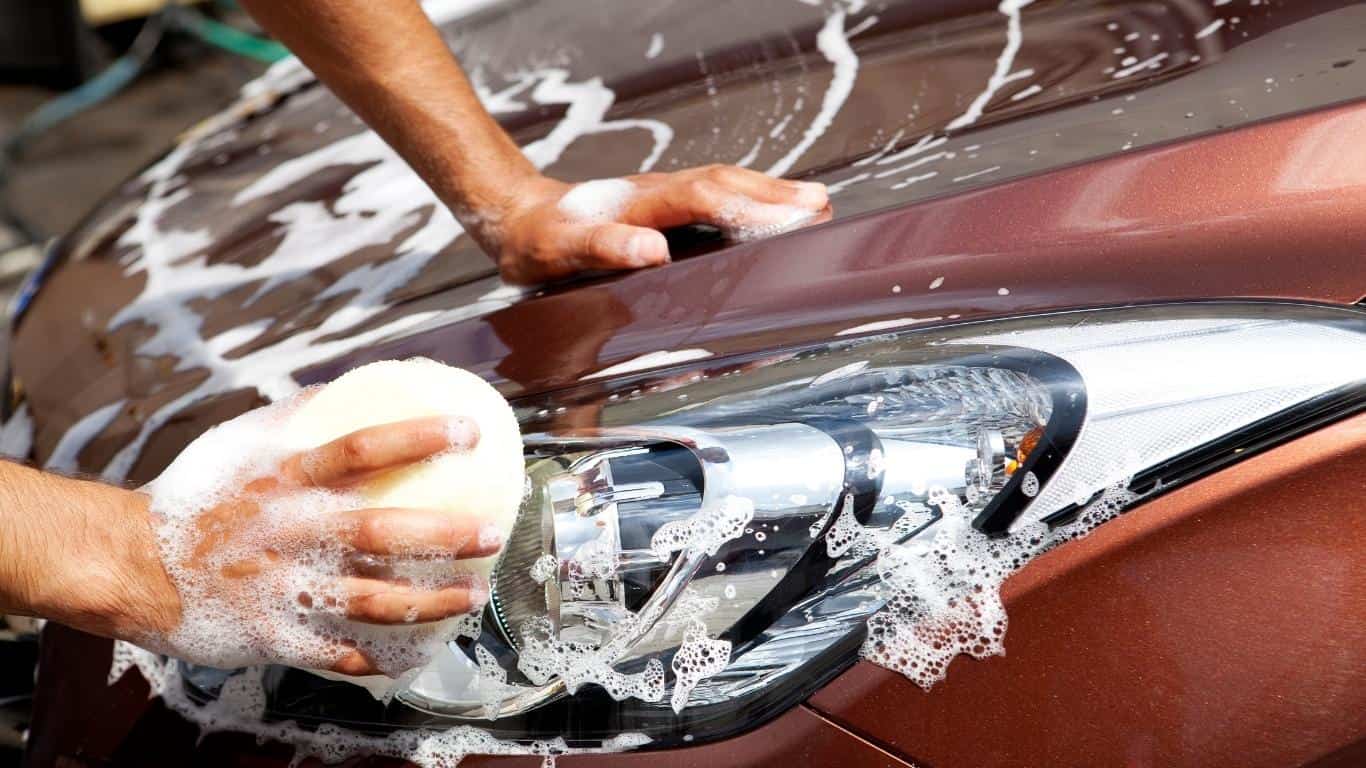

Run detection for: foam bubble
[[650, 496, 754, 559], [135, 392, 470, 679], [557, 179, 636, 222], [714, 199, 817, 241], [824, 493, 863, 557], [860, 483, 1139, 688], [516, 617, 666, 703], [109, 641, 653, 766], [530, 553, 559, 583], [669, 620, 731, 713]]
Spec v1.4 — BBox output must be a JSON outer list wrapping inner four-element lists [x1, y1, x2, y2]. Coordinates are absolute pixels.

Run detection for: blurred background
[[0, 0, 280, 358], [0, 3, 283, 762]]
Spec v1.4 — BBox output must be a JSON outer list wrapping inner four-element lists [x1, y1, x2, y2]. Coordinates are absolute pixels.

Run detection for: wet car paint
[[9, 0, 1366, 765], [303, 95, 1366, 402], [14, 0, 1366, 479], [806, 413, 1366, 768]]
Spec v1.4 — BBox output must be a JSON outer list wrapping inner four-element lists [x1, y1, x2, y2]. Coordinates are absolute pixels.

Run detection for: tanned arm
[[238, 0, 830, 284], [0, 461, 178, 643], [0, 414, 495, 676]]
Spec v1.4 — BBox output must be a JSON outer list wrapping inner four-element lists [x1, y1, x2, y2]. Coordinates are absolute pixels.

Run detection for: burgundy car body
[[9, 0, 1366, 765]]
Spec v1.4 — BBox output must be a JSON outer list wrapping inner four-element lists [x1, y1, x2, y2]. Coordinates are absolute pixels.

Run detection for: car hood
[[8, 0, 1366, 482]]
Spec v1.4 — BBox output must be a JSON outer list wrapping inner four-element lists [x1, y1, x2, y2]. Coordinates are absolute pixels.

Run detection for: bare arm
[[0, 414, 494, 676], [239, 0, 830, 284], [0, 461, 179, 642]]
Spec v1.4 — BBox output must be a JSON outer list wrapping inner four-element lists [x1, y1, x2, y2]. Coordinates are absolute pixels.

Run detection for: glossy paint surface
[[304, 96, 1366, 399], [807, 413, 1366, 768], [12, 0, 1366, 480], [10, 0, 1366, 765]]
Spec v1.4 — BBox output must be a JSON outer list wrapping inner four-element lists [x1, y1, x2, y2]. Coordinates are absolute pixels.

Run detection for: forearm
[[239, 0, 830, 284], [0, 461, 177, 641], [239, 0, 535, 218]]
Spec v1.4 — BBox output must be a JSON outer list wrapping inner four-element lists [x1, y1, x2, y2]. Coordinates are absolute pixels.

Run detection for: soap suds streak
[[835, 316, 944, 336], [890, 171, 937, 190], [45, 400, 125, 472], [71, 26, 687, 485], [1195, 19, 1225, 39], [645, 32, 664, 59], [736, 136, 766, 168], [873, 150, 948, 179], [944, 0, 1035, 132], [874, 134, 948, 169], [583, 348, 713, 380], [824, 0, 1048, 197], [1112, 52, 1170, 79], [952, 165, 1001, 182], [765, 6, 860, 177], [0, 404, 33, 460]]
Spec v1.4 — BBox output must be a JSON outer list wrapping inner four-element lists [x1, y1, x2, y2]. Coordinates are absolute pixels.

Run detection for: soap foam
[[860, 483, 1138, 688], [111, 641, 652, 766], [557, 179, 636, 223], [823, 493, 863, 558], [138, 386, 472, 678], [669, 620, 732, 713], [517, 617, 667, 703], [714, 199, 817, 242], [650, 496, 754, 559]]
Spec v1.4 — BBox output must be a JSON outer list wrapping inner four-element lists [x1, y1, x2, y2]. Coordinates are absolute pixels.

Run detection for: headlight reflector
[[195, 302, 1365, 749]]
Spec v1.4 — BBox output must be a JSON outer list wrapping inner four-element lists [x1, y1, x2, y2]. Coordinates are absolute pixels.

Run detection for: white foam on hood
[[583, 348, 713, 380], [945, 0, 1036, 131], [766, 7, 859, 177], [825, 0, 1046, 195]]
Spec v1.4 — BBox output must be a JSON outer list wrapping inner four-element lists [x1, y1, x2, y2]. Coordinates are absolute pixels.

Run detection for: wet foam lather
[[140, 358, 523, 678], [110, 358, 667, 764]]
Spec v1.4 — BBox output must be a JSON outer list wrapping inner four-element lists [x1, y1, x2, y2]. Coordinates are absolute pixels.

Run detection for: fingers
[[281, 415, 479, 488], [190, 499, 262, 569], [331, 649, 379, 676], [579, 222, 670, 270], [692, 165, 829, 209], [338, 507, 505, 559], [628, 165, 829, 236], [341, 576, 488, 625]]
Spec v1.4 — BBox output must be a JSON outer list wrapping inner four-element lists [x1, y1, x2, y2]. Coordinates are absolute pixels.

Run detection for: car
[[7, 0, 1366, 766]]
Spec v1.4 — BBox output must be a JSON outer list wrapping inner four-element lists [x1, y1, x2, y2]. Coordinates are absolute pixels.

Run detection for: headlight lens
[[197, 302, 1366, 748]]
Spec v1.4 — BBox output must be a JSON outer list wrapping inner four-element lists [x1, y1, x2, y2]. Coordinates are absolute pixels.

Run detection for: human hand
[[128, 394, 502, 677], [465, 166, 830, 285]]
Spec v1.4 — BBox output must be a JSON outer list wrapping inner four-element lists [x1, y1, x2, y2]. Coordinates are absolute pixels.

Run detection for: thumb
[[581, 223, 671, 269]]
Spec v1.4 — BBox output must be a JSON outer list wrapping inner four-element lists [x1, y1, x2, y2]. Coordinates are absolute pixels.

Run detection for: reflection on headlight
[[196, 302, 1365, 750]]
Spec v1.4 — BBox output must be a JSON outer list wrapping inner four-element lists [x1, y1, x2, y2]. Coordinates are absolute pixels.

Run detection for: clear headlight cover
[[199, 302, 1366, 748]]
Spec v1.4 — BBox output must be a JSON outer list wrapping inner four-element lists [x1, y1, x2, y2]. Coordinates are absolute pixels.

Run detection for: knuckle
[[584, 225, 615, 260], [354, 513, 385, 552], [347, 593, 376, 619], [685, 178, 713, 200], [340, 433, 373, 467], [706, 164, 735, 184]]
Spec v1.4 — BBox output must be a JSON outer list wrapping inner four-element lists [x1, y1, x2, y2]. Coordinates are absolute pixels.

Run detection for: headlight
[[190, 302, 1366, 748]]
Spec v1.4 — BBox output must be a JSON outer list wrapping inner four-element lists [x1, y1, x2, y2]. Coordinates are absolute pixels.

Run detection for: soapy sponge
[[287, 357, 525, 580]]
